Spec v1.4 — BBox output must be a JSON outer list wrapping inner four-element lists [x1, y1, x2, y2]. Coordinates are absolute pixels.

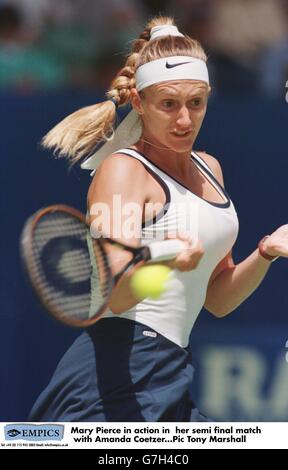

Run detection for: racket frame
[[21, 204, 152, 328]]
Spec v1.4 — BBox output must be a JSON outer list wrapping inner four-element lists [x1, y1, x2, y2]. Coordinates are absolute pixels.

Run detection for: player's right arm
[[87, 154, 149, 313], [88, 153, 148, 245]]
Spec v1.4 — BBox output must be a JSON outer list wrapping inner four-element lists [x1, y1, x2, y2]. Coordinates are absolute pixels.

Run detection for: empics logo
[[5, 424, 64, 441], [7, 429, 21, 438]]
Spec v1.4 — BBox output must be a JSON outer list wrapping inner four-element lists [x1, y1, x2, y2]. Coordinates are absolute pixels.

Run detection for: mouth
[[171, 130, 193, 138]]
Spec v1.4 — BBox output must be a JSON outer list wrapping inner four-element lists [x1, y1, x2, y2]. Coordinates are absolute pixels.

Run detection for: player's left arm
[[199, 152, 272, 318]]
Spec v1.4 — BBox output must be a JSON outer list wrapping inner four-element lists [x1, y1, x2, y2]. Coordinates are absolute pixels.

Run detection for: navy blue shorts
[[29, 318, 209, 422]]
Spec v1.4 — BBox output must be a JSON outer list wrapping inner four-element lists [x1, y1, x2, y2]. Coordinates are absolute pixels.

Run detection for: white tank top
[[93, 148, 239, 347]]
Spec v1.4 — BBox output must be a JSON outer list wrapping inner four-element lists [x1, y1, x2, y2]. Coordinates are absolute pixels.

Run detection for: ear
[[130, 88, 144, 115]]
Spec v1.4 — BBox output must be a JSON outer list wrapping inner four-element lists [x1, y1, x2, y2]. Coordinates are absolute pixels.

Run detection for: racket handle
[[148, 239, 186, 262]]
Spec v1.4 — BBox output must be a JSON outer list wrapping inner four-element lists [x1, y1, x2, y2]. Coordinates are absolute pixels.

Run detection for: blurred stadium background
[[1, 0, 288, 422]]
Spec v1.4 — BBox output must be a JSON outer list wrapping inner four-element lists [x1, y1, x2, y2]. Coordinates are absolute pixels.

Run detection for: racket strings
[[29, 211, 107, 322]]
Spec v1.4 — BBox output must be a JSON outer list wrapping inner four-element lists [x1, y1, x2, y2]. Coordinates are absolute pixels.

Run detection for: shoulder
[[91, 152, 148, 186], [88, 152, 148, 203], [97, 152, 147, 179], [196, 151, 224, 186]]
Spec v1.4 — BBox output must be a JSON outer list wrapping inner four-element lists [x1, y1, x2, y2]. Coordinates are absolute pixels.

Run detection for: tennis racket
[[20, 204, 185, 328]]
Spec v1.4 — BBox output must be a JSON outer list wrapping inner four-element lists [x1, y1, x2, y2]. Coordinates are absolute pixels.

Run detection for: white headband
[[81, 25, 209, 172], [136, 56, 209, 91]]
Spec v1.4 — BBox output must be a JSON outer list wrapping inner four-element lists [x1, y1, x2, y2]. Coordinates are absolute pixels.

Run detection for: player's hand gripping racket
[[20, 205, 185, 328]]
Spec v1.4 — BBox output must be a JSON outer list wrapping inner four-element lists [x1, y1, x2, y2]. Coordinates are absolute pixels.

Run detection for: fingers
[[176, 241, 204, 272], [166, 231, 204, 272], [166, 230, 197, 249], [264, 227, 288, 257]]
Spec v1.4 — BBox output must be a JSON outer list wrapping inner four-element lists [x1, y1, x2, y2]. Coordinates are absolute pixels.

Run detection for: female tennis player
[[28, 15, 288, 422]]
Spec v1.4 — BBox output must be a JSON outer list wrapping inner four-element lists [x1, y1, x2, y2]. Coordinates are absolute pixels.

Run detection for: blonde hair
[[43, 16, 207, 165]]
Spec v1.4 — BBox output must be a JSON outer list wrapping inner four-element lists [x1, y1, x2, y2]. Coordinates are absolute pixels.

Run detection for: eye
[[189, 98, 203, 107], [189, 96, 207, 108], [161, 100, 175, 109]]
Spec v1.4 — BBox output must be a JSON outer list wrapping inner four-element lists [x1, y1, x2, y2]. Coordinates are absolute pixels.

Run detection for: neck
[[133, 137, 193, 177]]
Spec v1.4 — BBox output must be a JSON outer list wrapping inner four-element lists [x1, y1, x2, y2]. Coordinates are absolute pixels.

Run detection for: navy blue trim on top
[[191, 152, 231, 208], [191, 151, 215, 175], [127, 148, 231, 209], [113, 150, 171, 227]]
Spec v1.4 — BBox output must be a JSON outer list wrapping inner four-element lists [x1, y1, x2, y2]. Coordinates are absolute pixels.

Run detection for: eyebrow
[[157, 89, 207, 97], [157, 86, 207, 96]]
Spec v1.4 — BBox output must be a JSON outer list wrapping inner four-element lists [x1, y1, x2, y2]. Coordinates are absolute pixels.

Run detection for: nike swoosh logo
[[166, 61, 192, 69]]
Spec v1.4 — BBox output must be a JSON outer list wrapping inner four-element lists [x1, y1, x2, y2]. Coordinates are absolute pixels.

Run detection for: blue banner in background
[[190, 326, 288, 421], [1, 91, 287, 422]]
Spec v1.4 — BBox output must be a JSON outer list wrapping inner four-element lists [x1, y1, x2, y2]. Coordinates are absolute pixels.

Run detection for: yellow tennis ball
[[131, 265, 171, 300]]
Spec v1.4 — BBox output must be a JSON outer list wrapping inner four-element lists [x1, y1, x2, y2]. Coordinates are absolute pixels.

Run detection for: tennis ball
[[131, 265, 171, 300]]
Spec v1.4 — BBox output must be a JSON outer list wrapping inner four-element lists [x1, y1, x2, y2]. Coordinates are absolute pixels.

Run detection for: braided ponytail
[[105, 25, 151, 106], [42, 101, 116, 165], [42, 27, 150, 165]]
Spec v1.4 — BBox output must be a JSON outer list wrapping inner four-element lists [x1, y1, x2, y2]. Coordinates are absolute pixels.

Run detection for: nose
[[175, 105, 192, 129]]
